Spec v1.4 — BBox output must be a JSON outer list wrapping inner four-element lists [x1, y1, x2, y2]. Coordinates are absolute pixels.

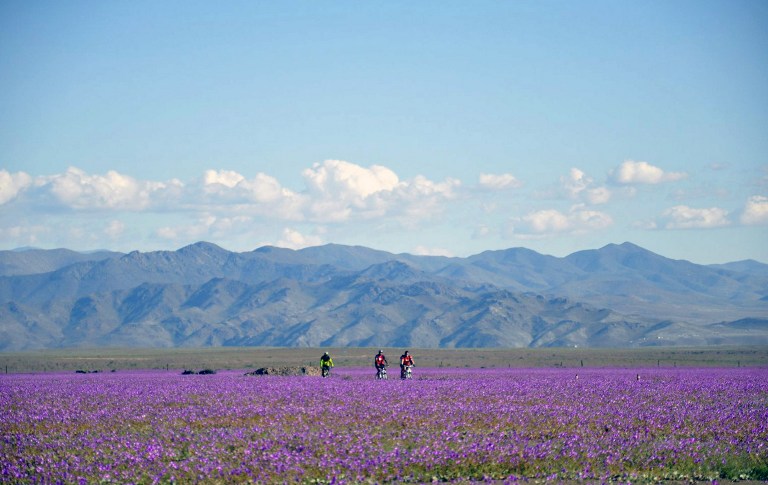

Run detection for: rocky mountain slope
[[0, 242, 766, 350]]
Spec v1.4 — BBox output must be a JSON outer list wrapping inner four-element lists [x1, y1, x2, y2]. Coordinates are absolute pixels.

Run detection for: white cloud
[[412, 245, 454, 257], [585, 186, 611, 205], [392, 175, 460, 220], [0, 170, 33, 205], [240, 173, 295, 203], [277, 228, 324, 249], [299, 160, 402, 222], [562, 168, 590, 199], [196, 170, 305, 222], [45, 167, 175, 210], [201, 170, 293, 204], [508, 206, 613, 236], [522, 209, 571, 233], [612, 160, 687, 185], [661, 205, 730, 229], [203, 169, 245, 188], [303, 160, 400, 198], [561, 168, 611, 205], [4, 162, 459, 228], [740, 195, 768, 225], [300, 161, 458, 223], [478, 173, 522, 191]]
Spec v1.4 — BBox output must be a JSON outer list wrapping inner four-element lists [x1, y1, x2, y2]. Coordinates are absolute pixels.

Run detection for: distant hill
[[0, 247, 121, 276], [709, 259, 768, 276], [0, 242, 766, 350]]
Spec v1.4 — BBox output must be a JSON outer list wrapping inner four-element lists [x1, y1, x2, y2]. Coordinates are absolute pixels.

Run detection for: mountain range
[[1, 241, 766, 350]]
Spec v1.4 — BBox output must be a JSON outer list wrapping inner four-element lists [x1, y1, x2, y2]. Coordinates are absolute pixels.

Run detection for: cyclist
[[320, 351, 334, 378], [399, 350, 414, 379], [374, 350, 388, 379]]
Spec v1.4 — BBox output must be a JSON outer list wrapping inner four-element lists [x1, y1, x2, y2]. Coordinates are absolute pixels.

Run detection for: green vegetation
[[0, 345, 766, 373]]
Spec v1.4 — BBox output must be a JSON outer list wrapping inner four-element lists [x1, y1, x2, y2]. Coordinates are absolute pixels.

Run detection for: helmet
[[378, 349, 383, 353], [324, 352, 329, 356]]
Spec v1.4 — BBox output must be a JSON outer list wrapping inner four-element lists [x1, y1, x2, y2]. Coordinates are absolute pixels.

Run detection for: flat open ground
[[3, 366, 767, 482], [1, 345, 766, 373]]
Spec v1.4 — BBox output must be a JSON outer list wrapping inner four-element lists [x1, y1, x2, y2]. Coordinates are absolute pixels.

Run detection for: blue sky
[[1, 0, 767, 263]]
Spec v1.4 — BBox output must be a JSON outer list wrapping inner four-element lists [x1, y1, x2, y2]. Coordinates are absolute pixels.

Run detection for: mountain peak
[[2, 241, 766, 351], [566, 241, 669, 272], [178, 241, 226, 253], [617, 241, 645, 251], [598, 241, 653, 254]]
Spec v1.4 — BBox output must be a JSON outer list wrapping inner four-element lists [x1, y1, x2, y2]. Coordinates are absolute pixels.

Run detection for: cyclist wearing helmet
[[374, 350, 388, 378], [320, 351, 334, 378], [400, 350, 414, 379]]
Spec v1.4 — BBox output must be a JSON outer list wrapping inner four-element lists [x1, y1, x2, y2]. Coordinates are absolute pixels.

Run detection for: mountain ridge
[[0, 242, 766, 350]]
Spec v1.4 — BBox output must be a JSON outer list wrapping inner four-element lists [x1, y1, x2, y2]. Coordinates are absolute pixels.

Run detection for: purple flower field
[[2, 367, 767, 483]]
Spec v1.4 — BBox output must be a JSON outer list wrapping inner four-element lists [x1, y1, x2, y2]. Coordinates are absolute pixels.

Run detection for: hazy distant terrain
[[2, 346, 765, 373], [1, 242, 766, 350]]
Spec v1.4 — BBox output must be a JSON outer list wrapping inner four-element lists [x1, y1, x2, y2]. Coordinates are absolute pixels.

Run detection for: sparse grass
[[0, 345, 766, 373]]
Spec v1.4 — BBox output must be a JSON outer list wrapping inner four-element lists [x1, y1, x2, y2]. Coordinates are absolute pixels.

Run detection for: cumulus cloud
[[561, 168, 611, 205], [478, 173, 522, 191], [0, 170, 33, 205], [144, 159, 461, 247], [661, 205, 730, 229], [44, 167, 178, 210], [562, 168, 590, 199], [4, 162, 460, 230], [240, 173, 295, 203], [300, 161, 458, 223], [299, 160, 400, 221], [507, 206, 613, 237], [612, 160, 687, 185], [303, 160, 400, 198], [197, 170, 303, 221], [740, 195, 768, 225], [393, 175, 460, 219], [522, 209, 571, 233], [203, 169, 244, 188]]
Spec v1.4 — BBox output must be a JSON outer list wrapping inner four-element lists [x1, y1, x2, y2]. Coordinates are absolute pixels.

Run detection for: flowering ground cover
[[2, 367, 767, 483]]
